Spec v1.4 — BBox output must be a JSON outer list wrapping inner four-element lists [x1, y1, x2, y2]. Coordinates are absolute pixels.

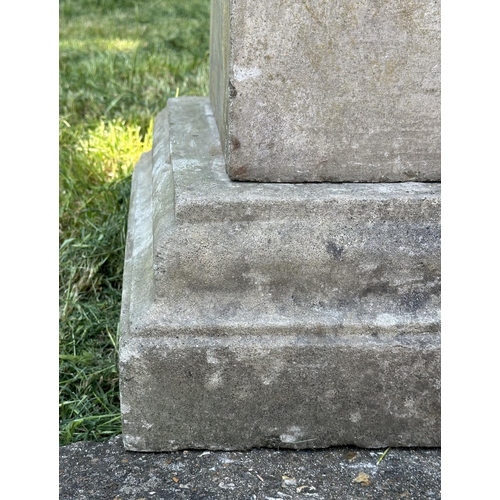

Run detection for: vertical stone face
[[210, 0, 441, 182]]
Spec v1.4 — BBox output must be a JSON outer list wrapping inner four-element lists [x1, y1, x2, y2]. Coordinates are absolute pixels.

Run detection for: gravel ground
[[59, 436, 440, 499]]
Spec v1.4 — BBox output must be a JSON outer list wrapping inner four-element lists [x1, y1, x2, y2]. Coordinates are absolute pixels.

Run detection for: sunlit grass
[[59, 0, 210, 444], [78, 118, 153, 179], [60, 38, 143, 52]]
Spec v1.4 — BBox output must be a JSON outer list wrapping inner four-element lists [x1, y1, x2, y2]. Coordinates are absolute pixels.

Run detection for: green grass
[[59, 0, 210, 445]]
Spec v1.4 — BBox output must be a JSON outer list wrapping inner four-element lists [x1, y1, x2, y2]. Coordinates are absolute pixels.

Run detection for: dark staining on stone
[[326, 240, 344, 261], [230, 135, 241, 151], [360, 281, 397, 298], [230, 164, 248, 179], [228, 80, 237, 99]]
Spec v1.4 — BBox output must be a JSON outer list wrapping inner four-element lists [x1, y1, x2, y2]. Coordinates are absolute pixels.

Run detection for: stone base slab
[[119, 97, 440, 451], [121, 335, 439, 451]]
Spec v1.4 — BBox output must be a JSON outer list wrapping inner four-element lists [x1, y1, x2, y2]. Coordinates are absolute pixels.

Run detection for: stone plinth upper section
[[209, 0, 440, 182]]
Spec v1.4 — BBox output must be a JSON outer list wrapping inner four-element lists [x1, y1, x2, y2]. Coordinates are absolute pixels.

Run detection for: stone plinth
[[210, 0, 440, 182], [119, 97, 440, 451]]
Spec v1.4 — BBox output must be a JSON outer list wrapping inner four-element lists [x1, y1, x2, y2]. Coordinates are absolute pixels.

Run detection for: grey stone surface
[[210, 0, 440, 182], [119, 97, 440, 451], [59, 436, 441, 499]]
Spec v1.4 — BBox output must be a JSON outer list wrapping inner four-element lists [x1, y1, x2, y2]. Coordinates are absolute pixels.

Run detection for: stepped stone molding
[[119, 98, 440, 451]]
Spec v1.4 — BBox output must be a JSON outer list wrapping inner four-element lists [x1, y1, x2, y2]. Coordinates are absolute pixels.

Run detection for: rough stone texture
[[59, 436, 441, 499], [119, 97, 440, 451], [209, 0, 440, 182]]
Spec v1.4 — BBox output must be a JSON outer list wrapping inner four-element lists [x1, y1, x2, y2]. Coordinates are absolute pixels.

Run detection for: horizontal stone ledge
[[120, 333, 439, 359], [164, 98, 441, 224], [127, 306, 440, 339]]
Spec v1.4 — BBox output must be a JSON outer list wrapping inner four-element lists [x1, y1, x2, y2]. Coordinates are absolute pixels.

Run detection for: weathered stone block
[[210, 0, 440, 182], [119, 98, 440, 451]]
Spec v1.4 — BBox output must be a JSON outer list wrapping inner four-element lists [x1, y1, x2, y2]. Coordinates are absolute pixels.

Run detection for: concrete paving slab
[[59, 436, 441, 499]]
